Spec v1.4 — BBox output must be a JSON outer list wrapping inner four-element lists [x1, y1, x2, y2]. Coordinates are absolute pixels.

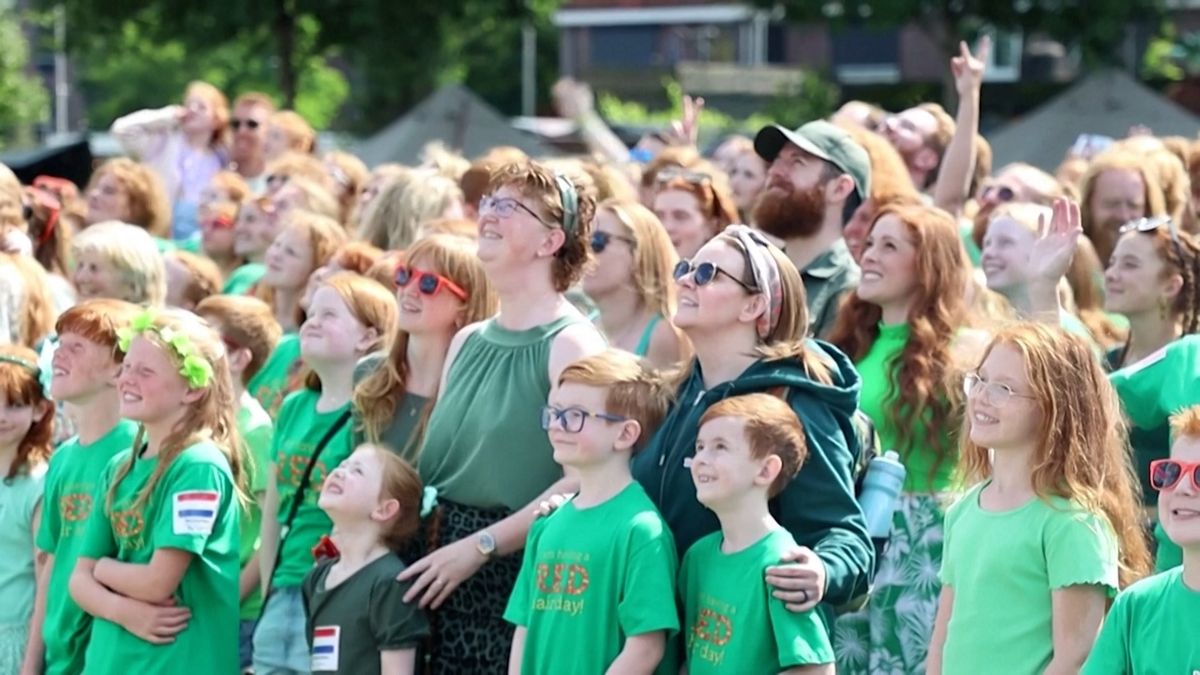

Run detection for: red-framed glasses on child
[[394, 265, 468, 301], [1149, 459, 1200, 491]]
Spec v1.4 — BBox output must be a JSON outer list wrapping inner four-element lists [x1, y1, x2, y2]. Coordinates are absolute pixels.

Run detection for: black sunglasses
[[230, 118, 261, 131], [673, 260, 757, 292], [590, 230, 635, 254], [981, 183, 1015, 202]]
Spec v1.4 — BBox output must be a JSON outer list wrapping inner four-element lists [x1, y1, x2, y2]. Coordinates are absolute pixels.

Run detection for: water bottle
[[859, 450, 906, 539]]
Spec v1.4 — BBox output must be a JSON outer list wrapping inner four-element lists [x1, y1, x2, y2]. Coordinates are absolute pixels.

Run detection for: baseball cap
[[754, 120, 871, 200]]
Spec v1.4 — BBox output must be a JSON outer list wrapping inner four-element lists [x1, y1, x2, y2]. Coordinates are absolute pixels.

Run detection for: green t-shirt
[[271, 389, 354, 589], [1154, 522, 1183, 573], [301, 553, 429, 675], [237, 392, 274, 619], [1083, 566, 1200, 674], [503, 482, 680, 675], [77, 442, 240, 675], [0, 466, 45, 629], [36, 420, 138, 675], [938, 482, 1118, 675], [351, 353, 429, 465], [249, 332, 303, 418], [854, 322, 957, 493], [419, 316, 580, 511], [681, 528, 834, 673], [223, 262, 266, 296]]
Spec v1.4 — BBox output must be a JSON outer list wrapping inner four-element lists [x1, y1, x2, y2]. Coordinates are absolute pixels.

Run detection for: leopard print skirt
[[401, 499, 521, 675]]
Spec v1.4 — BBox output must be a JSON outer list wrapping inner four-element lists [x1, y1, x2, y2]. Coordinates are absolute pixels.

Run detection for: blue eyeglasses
[[540, 405, 627, 433]]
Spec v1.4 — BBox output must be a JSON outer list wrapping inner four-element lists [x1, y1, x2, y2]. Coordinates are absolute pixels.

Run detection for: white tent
[[354, 85, 555, 167], [988, 69, 1200, 171]]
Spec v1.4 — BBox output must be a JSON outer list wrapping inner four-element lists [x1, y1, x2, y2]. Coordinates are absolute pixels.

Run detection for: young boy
[[1082, 404, 1200, 673], [681, 393, 835, 675], [504, 350, 680, 675], [196, 294, 281, 672], [36, 299, 142, 675]]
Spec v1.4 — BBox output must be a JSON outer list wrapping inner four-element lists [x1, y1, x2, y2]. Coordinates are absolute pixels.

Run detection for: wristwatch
[[476, 531, 497, 559]]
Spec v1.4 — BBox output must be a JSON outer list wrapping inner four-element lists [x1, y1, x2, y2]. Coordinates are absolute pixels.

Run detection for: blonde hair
[[360, 171, 464, 250], [72, 221, 167, 306], [86, 158, 172, 238], [106, 309, 248, 514], [699, 393, 807, 497], [420, 142, 471, 182], [557, 350, 675, 453], [354, 235, 498, 455], [0, 254, 54, 349], [269, 110, 316, 154], [185, 80, 230, 148], [303, 272, 397, 391]]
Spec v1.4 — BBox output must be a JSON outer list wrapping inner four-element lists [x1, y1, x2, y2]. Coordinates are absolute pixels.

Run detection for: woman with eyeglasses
[[397, 161, 606, 674], [631, 224, 872, 638], [824, 204, 983, 674], [582, 199, 689, 367], [352, 234, 498, 461], [111, 81, 230, 241], [652, 162, 739, 260]]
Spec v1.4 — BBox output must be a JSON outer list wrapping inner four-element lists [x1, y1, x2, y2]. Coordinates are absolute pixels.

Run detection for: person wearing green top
[[254, 274, 397, 675], [225, 196, 275, 294], [249, 332, 303, 418], [826, 204, 981, 674], [67, 310, 246, 675], [195, 292, 285, 670], [1083, 405, 1200, 674], [226, 262, 268, 295], [682, 394, 835, 675], [505, 351, 680, 675], [929, 324, 1150, 675], [402, 163, 607, 675], [351, 234, 499, 463], [37, 299, 143, 675]]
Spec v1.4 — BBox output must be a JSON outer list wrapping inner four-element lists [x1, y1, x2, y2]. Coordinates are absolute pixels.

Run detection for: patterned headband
[[554, 173, 579, 235], [723, 225, 783, 340]]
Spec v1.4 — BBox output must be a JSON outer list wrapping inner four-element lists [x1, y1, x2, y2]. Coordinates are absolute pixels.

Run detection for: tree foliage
[[0, 11, 50, 149]]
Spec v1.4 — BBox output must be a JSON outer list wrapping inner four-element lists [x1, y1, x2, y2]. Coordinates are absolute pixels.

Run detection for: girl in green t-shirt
[[0, 345, 53, 675], [352, 234, 497, 463], [255, 272, 397, 675], [929, 323, 1152, 675], [827, 204, 982, 675], [68, 309, 250, 675], [301, 444, 430, 675]]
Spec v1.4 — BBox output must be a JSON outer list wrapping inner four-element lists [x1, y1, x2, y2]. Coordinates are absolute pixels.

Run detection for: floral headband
[[116, 311, 214, 389], [724, 225, 783, 339]]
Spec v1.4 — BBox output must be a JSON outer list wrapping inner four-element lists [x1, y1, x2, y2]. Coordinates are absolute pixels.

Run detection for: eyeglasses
[[478, 195, 554, 228], [981, 183, 1015, 203], [394, 265, 468, 300], [231, 118, 261, 131], [673, 260, 757, 292], [656, 167, 713, 186], [591, 230, 634, 254], [962, 373, 1037, 406], [1120, 216, 1187, 265], [1149, 459, 1200, 491], [540, 405, 628, 433]]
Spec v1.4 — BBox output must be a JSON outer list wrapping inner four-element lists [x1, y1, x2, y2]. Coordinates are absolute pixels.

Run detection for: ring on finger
[[799, 589, 809, 604]]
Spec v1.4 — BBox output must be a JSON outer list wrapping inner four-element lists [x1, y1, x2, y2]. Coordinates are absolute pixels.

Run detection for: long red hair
[[0, 344, 51, 481]]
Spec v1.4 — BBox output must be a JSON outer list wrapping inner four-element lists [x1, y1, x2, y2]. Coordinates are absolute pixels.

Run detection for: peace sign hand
[[666, 94, 704, 148], [1028, 197, 1083, 286], [951, 36, 990, 97]]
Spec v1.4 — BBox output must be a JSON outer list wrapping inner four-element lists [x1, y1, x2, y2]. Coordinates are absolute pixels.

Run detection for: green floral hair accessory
[[116, 310, 214, 389]]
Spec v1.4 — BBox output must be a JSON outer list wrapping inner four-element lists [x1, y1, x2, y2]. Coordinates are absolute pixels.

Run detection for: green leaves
[[118, 310, 215, 389], [0, 11, 50, 150]]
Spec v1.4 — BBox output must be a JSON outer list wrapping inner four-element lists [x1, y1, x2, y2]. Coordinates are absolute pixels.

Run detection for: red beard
[[753, 180, 828, 240]]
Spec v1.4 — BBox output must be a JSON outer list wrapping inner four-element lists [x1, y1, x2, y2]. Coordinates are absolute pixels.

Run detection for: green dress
[[0, 466, 46, 673], [835, 323, 957, 675]]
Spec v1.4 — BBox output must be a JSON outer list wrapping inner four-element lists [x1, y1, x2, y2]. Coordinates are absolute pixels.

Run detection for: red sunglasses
[[1149, 459, 1200, 491], [394, 265, 468, 301]]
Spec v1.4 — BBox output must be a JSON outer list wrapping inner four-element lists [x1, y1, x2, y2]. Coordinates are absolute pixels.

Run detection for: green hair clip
[[116, 310, 214, 389]]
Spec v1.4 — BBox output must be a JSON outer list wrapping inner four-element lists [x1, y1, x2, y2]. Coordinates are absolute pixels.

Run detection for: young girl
[[0, 345, 52, 674], [827, 204, 979, 674], [302, 444, 430, 675], [71, 221, 168, 306], [927, 322, 1151, 675], [68, 309, 248, 674], [582, 199, 689, 367], [255, 272, 397, 675], [353, 234, 497, 462], [228, 197, 278, 295]]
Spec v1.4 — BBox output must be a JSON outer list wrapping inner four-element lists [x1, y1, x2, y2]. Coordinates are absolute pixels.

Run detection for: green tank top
[[855, 322, 957, 493], [418, 315, 582, 511]]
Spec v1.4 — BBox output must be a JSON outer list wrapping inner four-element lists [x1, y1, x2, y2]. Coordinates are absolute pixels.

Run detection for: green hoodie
[[631, 340, 873, 610]]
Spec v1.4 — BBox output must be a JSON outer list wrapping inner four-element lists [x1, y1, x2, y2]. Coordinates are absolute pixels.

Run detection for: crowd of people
[[0, 38, 1198, 675]]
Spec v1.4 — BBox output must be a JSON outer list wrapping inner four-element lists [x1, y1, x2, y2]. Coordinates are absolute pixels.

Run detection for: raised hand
[[1028, 196, 1083, 285], [951, 35, 990, 97], [666, 94, 704, 148], [552, 78, 595, 120]]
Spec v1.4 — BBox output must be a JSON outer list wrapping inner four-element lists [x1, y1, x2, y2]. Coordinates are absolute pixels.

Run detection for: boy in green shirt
[[681, 393, 835, 675], [1083, 404, 1200, 674], [35, 299, 142, 675], [505, 350, 680, 675], [196, 294, 282, 671]]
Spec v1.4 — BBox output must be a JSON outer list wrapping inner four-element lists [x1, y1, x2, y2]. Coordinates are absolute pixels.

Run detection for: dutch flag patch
[[311, 625, 340, 671], [172, 491, 218, 535]]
